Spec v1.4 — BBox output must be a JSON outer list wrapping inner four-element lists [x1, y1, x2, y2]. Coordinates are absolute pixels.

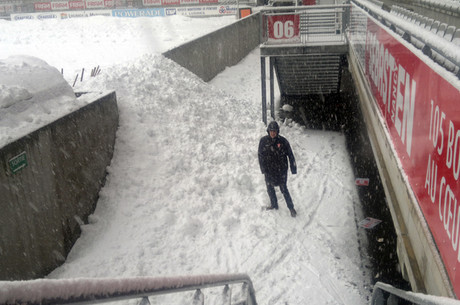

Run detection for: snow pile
[[0, 15, 372, 304], [0, 15, 236, 84], [46, 51, 371, 304], [0, 56, 88, 147]]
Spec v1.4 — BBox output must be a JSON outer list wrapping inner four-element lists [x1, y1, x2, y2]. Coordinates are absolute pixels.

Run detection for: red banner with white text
[[365, 17, 460, 296], [267, 14, 300, 44]]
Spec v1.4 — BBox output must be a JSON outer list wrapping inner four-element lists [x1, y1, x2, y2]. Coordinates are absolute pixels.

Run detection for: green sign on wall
[[8, 151, 28, 174]]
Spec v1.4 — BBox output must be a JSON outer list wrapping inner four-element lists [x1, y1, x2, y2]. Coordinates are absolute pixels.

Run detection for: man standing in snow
[[258, 121, 297, 217]]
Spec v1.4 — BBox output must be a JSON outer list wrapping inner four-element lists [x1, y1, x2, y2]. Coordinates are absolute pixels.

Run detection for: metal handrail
[[260, 3, 352, 13], [0, 273, 257, 305], [372, 282, 460, 305], [260, 4, 351, 44]]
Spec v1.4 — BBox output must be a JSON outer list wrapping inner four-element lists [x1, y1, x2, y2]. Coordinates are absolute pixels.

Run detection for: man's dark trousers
[[265, 174, 294, 209]]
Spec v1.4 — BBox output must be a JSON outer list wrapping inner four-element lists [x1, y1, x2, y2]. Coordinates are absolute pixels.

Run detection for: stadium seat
[[453, 28, 460, 46], [425, 18, 434, 30], [419, 16, 428, 28], [430, 20, 440, 33], [437, 23, 448, 37], [444, 26, 456, 42]]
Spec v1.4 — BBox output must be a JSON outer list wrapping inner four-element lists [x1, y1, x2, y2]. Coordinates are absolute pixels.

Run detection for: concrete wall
[[0, 91, 118, 280], [163, 13, 261, 82], [0, 13, 259, 280]]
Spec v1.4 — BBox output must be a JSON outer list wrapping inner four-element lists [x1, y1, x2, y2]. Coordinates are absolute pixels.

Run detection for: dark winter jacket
[[258, 127, 297, 184]]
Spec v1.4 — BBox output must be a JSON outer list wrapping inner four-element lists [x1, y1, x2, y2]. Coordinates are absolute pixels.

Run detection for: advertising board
[[35, 2, 52, 11], [166, 5, 235, 16], [51, 1, 70, 10], [86, 0, 105, 9], [143, 0, 162, 6], [61, 9, 111, 17], [361, 17, 460, 297], [0, 4, 13, 13], [162, 0, 180, 5], [112, 7, 164, 17], [180, 0, 200, 5], [11, 4, 235, 20], [69, 1, 86, 9]]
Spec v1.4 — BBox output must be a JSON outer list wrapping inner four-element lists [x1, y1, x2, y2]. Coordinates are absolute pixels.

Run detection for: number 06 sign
[[267, 14, 300, 43]]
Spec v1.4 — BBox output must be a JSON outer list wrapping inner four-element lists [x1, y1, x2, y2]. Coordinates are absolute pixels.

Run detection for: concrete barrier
[[163, 13, 261, 82], [0, 13, 259, 280], [0, 91, 118, 280]]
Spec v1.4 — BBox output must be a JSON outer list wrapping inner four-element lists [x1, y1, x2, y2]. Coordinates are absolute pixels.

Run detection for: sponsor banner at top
[[11, 5, 237, 20], [51, 1, 70, 10], [161, 0, 180, 5], [142, 0, 161, 5], [69, 1, 85, 9], [10, 13, 36, 20], [33, 0, 114, 11], [35, 2, 51, 11], [180, 0, 200, 5], [168, 5, 236, 16], [0, 4, 14, 13], [32, 0, 224, 11], [11, 9, 111, 20], [86, 0, 105, 8], [61, 9, 111, 17], [143, 0, 217, 5], [112, 7, 164, 17]]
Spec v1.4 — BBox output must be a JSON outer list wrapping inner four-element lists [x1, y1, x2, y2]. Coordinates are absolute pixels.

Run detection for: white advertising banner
[[180, 0, 199, 5], [11, 9, 111, 20], [61, 9, 112, 17], [112, 8, 164, 17], [143, 0, 161, 5], [11, 5, 237, 20], [166, 5, 236, 16]]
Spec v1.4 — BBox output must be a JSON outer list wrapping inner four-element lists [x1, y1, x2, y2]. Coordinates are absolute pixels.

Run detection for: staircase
[[259, 4, 349, 122], [274, 54, 343, 95]]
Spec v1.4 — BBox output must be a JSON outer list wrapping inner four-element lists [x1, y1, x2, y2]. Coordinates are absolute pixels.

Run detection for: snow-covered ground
[[0, 15, 372, 304]]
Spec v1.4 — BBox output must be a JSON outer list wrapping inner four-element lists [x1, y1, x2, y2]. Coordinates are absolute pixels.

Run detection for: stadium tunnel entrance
[[277, 59, 412, 291]]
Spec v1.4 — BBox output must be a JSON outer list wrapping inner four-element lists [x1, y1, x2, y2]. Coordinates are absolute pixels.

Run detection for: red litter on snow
[[358, 217, 382, 229], [355, 178, 369, 186]]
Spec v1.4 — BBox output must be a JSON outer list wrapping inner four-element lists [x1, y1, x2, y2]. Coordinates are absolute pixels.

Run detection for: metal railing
[[0, 273, 257, 305], [372, 282, 460, 305], [260, 4, 351, 45]]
